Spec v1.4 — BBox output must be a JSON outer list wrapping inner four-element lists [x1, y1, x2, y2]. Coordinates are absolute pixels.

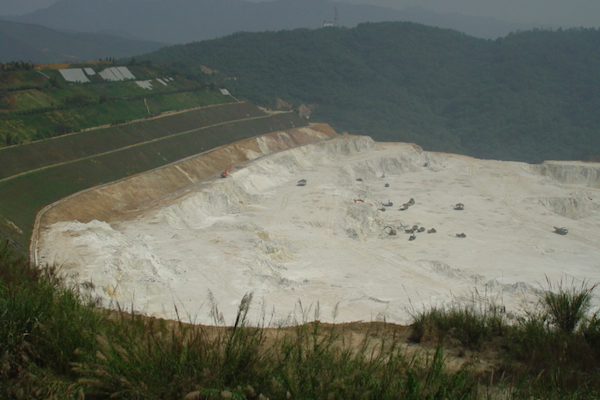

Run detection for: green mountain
[[139, 22, 600, 163], [0, 20, 164, 63]]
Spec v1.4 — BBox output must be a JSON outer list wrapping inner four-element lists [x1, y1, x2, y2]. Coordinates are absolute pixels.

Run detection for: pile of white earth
[[38, 135, 600, 326]]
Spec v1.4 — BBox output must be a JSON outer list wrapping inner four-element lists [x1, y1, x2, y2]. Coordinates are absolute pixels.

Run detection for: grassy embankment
[[2, 244, 600, 399], [0, 101, 308, 252]]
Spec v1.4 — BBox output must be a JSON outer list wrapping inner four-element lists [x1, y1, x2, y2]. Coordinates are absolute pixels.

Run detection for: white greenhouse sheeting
[[59, 68, 90, 83], [116, 66, 135, 80], [220, 88, 231, 96], [156, 78, 168, 86], [111, 68, 126, 80], [99, 68, 119, 81], [84, 68, 96, 76], [136, 80, 154, 90], [99, 66, 136, 82]]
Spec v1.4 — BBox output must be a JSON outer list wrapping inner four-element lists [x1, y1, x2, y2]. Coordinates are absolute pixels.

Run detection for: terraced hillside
[[0, 68, 310, 253], [0, 102, 265, 179], [0, 63, 231, 145]]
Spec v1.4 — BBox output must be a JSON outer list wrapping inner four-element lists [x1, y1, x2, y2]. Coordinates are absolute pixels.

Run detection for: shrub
[[542, 277, 597, 334], [411, 303, 505, 348]]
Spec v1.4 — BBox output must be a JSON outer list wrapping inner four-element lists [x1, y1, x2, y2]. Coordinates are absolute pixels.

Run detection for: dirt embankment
[[534, 160, 600, 188], [33, 124, 338, 258]]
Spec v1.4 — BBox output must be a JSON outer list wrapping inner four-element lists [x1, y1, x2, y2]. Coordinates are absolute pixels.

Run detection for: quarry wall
[[32, 124, 338, 262], [535, 161, 600, 188]]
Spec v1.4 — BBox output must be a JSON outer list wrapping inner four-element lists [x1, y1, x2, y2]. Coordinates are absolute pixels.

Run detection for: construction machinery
[[400, 198, 415, 211], [220, 165, 232, 178], [384, 226, 397, 235], [553, 227, 569, 235], [405, 225, 419, 234]]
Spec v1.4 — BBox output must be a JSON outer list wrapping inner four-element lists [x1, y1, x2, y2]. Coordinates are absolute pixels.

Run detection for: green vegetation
[[0, 61, 36, 72], [0, 63, 229, 145], [0, 109, 306, 250], [411, 303, 505, 348], [2, 89, 230, 144], [3, 243, 600, 399], [542, 278, 598, 334], [0, 102, 264, 179], [141, 23, 600, 163], [411, 280, 600, 399]]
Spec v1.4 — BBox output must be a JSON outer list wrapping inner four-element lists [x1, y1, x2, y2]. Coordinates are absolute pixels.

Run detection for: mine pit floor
[[38, 136, 600, 325]]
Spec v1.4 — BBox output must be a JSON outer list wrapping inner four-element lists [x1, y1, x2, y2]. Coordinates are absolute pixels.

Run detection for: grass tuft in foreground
[[410, 302, 506, 348], [411, 278, 600, 399], [542, 276, 597, 334], [0, 241, 103, 398]]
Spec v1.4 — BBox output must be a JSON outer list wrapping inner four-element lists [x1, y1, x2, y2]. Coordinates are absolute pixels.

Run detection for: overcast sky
[[2, 0, 599, 28]]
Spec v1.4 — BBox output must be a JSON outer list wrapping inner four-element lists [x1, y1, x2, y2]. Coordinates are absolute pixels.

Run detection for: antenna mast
[[334, 7, 339, 27]]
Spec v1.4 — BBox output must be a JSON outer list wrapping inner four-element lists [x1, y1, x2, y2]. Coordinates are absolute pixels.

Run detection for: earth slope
[[37, 134, 600, 325]]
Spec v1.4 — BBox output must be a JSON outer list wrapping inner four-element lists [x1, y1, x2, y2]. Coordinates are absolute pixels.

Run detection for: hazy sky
[[1, 0, 599, 28]]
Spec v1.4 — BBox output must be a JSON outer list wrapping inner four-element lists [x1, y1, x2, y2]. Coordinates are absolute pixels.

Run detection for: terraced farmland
[[0, 101, 308, 252]]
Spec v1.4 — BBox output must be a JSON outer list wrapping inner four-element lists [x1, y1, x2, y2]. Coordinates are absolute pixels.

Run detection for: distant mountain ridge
[[10, 0, 539, 44], [0, 20, 164, 63], [139, 22, 600, 163]]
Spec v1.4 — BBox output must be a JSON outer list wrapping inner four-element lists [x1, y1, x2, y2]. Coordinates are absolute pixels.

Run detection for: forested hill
[[0, 20, 164, 63], [140, 22, 600, 163]]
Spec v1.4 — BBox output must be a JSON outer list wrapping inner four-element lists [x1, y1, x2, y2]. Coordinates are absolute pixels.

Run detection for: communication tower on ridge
[[322, 7, 339, 28]]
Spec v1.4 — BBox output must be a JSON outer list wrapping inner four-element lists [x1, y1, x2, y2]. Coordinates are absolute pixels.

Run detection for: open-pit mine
[[36, 125, 600, 325]]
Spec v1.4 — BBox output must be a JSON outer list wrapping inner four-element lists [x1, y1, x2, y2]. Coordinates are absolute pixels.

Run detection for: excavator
[[220, 165, 232, 178]]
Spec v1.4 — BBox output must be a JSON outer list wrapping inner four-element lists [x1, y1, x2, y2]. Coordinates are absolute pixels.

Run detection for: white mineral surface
[[38, 136, 600, 325]]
